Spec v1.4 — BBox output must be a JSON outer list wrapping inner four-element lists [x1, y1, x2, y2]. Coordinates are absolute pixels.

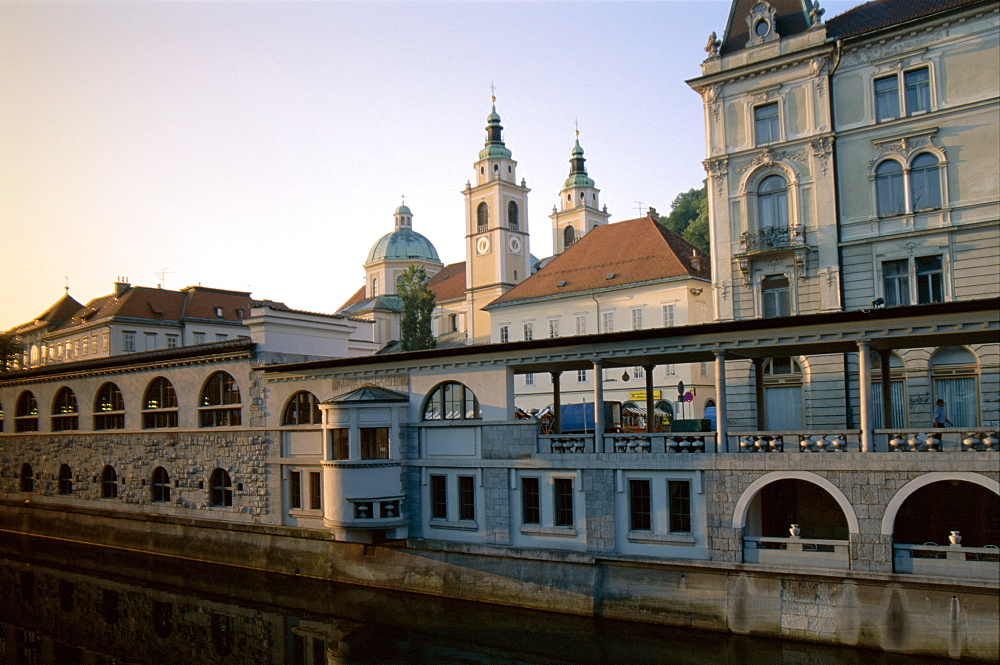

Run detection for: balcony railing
[[539, 433, 717, 454], [743, 536, 850, 569], [739, 224, 804, 253], [893, 543, 1000, 581], [730, 431, 859, 453], [879, 428, 999, 452]]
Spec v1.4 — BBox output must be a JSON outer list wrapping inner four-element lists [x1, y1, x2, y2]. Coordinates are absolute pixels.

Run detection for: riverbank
[[2, 499, 996, 662]]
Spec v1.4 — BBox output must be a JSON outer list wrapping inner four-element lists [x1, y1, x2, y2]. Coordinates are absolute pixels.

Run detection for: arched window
[[58, 464, 73, 495], [756, 175, 788, 228], [209, 468, 233, 506], [476, 202, 489, 233], [507, 201, 519, 231], [151, 467, 171, 503], [875, 160, 905, 217], [282, 391, 321, 425], [51, 387, 79, 431], [143, 377, 178, 429], [15, 391, 39, 432], [563, 225, 576, 248], [762, 357, 803, 430], [931, 346, 978, 427], [100, 465, 118, 499], [20, 463, 33, 492], [94, 382, 125, 430], [371, 277, 379, 298], [910, 153, 941, 211], [199, 372, 241, 427], [422, 381, 481, 420]]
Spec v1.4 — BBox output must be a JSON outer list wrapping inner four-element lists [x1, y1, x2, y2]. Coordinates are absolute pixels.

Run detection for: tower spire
[[480, 90, 512, 160]]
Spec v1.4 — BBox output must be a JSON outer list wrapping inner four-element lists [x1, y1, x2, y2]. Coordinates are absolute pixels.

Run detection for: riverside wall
[[1, 499, 996, 662]]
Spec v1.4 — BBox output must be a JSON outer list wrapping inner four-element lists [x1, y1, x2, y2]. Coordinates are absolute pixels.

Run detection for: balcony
[[538, 432, 718, 454], [743, 536, 850, 569], [738, 224, 805, 254], [894, 543, 1000, 581]]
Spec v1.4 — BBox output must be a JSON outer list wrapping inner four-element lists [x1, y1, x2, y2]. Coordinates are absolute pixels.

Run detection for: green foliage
[[0, 332, 22, 372], [659, 182, 710, 255], [398, 265, 437, 351]]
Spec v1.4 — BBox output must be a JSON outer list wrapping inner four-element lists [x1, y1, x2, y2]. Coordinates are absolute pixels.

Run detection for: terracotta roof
[[720, 0, 812, 56], [486, 215, 710, 308], [9, 293, 82, 334], [179, 286, 253, 321], [427, 262, 467, 302], [826, 0, 983, 40]]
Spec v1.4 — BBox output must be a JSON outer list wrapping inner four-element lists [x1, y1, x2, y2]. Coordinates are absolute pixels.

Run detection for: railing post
[[551, 371, 562, 434], [593, 359, 605, 452], [715, 351, 728, 453], [644, 364, 655, 434], [858, 341, 873, 452]]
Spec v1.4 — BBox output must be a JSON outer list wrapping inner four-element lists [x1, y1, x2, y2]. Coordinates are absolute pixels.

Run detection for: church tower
[[550, 131, 609, 254], [463, 97, 531, 344]]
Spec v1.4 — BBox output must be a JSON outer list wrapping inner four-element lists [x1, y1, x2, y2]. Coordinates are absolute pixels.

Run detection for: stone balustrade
[[540, 434, 592, 454], [893, 543, 1000, 581], [880, 428, 1000, 453], [731, 431, 859, 453], [742, 536, 850, 569]]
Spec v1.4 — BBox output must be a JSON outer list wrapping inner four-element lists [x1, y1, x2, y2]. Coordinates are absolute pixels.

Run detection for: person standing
[[932, 399, 952, 428]]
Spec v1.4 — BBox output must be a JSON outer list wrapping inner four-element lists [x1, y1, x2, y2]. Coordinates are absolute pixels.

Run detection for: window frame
[[209, 468, 233, 507], [875, 159, 905, 218], [430, 474, 447, 520], [629, 479, 652, 531], [553, 477, 574, 527], [51, 387, 79, 432], [282, 391, 321, 426], [151, 466, 171, 503], [458, 475, 476, 522], [360, 427, 390, 460], [199, 371, 242, 427], [422, 381, 481, 421], [15, 390, 39, 432], [143, 377, 178, 429], [521, 477, 541, 525], [93, 382, 125, 430], [753, 102, 780, 145], [873, 66, 932, 122], [100, 465, 118, 499]]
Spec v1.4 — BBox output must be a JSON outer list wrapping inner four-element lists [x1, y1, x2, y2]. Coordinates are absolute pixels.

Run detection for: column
[[753, 357, 766, 430], [858, 341, 873, 453], [644, 365, 655, 433], [714, 351, 728, 453], [593, 359, 605, 452], [879, 349, 892, 431], [551, 371, 562, 434]]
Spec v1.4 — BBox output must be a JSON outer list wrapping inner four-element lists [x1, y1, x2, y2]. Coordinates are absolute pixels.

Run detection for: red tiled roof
[[179, 286, 253, 321], [721, 0, 812, 56], [427, 262, 467, 302], [487, 215, 710, 307], [826, 0, 982, 40], [9, 293, 83, 334]]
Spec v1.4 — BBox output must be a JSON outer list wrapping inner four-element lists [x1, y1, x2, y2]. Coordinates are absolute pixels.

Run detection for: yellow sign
[[628, 390, 661, 401]]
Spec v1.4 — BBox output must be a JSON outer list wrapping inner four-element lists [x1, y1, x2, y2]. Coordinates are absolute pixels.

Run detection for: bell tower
[[550, 130, 609, 254], [463, 96, 531, 344]]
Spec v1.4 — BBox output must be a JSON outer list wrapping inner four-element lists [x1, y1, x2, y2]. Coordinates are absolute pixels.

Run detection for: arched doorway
[[893, 480, 999, 547], [746, 478, 849, 540]]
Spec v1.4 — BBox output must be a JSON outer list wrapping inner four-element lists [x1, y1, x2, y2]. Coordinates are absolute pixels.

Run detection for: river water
[[0, 534, 968, 665]]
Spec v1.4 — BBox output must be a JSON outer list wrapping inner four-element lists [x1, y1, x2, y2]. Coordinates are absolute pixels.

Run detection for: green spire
[[564, 129, 595, 189], [479, 94, 512, 160]]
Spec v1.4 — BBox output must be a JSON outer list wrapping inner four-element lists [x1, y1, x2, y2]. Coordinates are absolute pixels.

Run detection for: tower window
[[477, 202, 489, 233], [507, 201, 519, 231], [563, 226, 576, 248]]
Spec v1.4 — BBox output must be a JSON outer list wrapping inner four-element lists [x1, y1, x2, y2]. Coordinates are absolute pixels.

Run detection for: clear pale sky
[[0, 0, 857, 330]]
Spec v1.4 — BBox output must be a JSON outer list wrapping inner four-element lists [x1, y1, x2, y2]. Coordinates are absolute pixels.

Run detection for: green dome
[[395, 204, 412, 215], [366, 228, 440, 264]]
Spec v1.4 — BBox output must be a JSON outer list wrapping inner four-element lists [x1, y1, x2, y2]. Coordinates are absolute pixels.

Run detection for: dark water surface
[[0, 534, 969, 665]]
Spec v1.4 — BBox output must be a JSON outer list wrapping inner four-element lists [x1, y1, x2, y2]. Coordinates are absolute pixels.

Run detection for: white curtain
[[934, 377, 978, 426], [765, 385, 802, 430], [871, 380, 906, 429]]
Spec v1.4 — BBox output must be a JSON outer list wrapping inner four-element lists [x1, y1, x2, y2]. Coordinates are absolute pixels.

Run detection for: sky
[[0, 0, 858, 331]]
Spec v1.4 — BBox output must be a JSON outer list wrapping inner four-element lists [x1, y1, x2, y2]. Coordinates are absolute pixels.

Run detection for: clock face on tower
[[476, 236, 491, 255], [508, 235, 522, 255]]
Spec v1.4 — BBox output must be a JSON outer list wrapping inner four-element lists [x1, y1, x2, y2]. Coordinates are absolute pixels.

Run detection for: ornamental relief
[[841, 38, 933, 69], [869, 132, 943, 168], [810, 136, 834, 175], [737, 147, 807, 176], [703, 157, 729, 195]]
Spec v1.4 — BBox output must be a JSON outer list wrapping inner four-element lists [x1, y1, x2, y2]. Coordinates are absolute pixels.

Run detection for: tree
[[659, 182, 710, 255], [0, 332, 22, 372], [398, 265, 437, 351]]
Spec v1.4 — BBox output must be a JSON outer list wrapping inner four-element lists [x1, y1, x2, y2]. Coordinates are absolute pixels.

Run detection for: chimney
[[647, 206, 658, 220], [689, 250, 702, 272], [114, 277, 130, 296]]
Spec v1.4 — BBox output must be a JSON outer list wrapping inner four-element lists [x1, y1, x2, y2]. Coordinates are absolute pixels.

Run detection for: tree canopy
[[398, 265, 437, 351], [0, 332, 22, 372], [659, 182, 709, 254]]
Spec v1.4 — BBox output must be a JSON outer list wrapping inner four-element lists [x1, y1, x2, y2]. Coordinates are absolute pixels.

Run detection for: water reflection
[[0, 535, 964, 665]]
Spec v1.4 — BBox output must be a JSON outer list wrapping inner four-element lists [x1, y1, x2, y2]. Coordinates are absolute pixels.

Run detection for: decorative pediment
[[745, 2, 779, 48], [869, 129, 943, 168]]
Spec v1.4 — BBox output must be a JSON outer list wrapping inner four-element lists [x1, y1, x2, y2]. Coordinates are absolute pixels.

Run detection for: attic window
[[214, 307, 223, 318], [605, 273, 617, 280], [236, 309, 244, 320], [556, 281, 568, 288]]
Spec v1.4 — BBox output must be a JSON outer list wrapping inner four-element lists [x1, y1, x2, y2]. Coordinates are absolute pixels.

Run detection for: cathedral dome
[[366, 228, 440, 263]]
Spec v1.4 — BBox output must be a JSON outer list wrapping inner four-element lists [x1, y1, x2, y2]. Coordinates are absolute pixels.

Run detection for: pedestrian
[[932, 399, 952, 428]]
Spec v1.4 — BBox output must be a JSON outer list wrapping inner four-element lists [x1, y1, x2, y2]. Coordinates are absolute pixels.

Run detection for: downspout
[[828, 38, 854, 430]]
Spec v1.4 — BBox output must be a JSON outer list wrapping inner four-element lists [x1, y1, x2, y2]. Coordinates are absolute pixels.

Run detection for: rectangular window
[[662, 303, 675, 327], [577, 369, 588, 382], [882, 259, 910, 307], [630, 308, 644, 330], [458, 475, 476, 521], [523, 322, 533, 341], [215, 333, 227, 342], [629, 479, 652, 531], [668, 481, 692, 533], [548, 318, 560, 338], [144, 332, 157, 351], [91, 334, 97, 354], [82, 337, 89, 355], [874, 75, 899, 121], [574, 314, 587, 336], [430, 475, 447, 519], [904, 67, 930, 115], [761, 275, 790, 317], [664, 364, 676, 376], [122, 331, 135, 352], [309, 471, 321, 510], [554, 478, 574, 527], [360, 427, 389, 460], [74, 339, 80, 357], [102, 332, 109, 352], [916, 255, 943, 304], [166, 335, 178, 349], [525, 372, 534, 386], [754, 102, 780, 144], [498, 325, 509, 344], [601, 311, 614, 333], [330, 428, 349, 460], [193, 332, 206, 344], [521, 477, 540, 524], [289, 471, 302, 510], [633, 366, 644, 379]]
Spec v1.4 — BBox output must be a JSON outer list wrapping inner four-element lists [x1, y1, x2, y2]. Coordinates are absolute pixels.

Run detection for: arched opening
[[19, 463, 33, 492], [894, 480, 998, 547], [507, 200, 519, 230], [15, 391, 39, 432], [199, 372, 241, 427], [209, 468, 233, 506], [152, 466, 171, 503], [476, 202, 489, 233], [143, 377, 178, 429], [745, 479, 849, 540], [100, 465, 118, 499], [875, 160, 905, 217], [756, 175, 788, 228], [282, 391, 321, 425], [422, 381, 481, 420], [909, 153, 941, 210], [94, 382, 125, 430], [51, 387, 79, 431], [57, 464, 73, 495], [563, 225, 576, 248]]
